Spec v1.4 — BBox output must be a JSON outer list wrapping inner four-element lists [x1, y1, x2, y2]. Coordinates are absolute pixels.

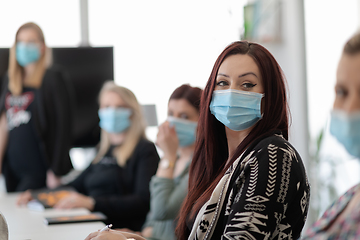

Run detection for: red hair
[[176, 41, 289, 239]]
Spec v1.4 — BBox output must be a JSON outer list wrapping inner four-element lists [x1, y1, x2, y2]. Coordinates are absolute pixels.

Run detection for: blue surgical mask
[[330, 110, 360, 159], [168, 116, 198, 147], [209, 89, 263, 131], [16, 42, 41, 67], [98, 107, 132, 133]]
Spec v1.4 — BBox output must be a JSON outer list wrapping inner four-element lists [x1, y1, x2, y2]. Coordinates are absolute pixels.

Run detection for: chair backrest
[[142, 104, 158, 127], [0, 212, 8, 240]]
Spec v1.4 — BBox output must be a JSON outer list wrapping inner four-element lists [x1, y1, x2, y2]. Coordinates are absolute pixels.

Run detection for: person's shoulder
[[343, 183, 360, 197], [249, 132, 303, 164], [135, 137, 157, 151], [45, 65, 63, 76], [131, 138, 159, 163], [46, 64, 66, 74], [42, 66, 68, 89], [43, 65, 66, 81], [253, 132, 293, 151], [135, 137, 157, 155]]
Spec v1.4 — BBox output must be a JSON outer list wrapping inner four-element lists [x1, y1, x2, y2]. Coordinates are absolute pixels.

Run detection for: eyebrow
[[217, 72, 258, 78]]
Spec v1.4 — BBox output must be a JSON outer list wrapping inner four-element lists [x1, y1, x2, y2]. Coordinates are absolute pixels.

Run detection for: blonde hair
[[8, 22, 48, 95], [93, 81, 146, 166]]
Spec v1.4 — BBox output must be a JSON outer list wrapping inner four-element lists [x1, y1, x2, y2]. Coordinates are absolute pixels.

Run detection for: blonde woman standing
[[0, 22, 73, 192]]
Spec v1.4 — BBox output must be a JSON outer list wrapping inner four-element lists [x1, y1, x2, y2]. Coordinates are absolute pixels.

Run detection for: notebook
[[27, 186, 77, 211], [44, 212, 107, 225]]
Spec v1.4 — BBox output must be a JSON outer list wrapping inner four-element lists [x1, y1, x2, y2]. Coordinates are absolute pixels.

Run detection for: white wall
[[0, 1, 81, 47], [305, 0, 359, 141], [260, 0, 309, 169]]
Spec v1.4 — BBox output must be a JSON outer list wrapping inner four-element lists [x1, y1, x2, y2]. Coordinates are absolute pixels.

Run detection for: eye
[[242, 82, 257, 89], [116, 104, 128, 108], [168, 110, 174, 116], [180, 113, 189, 119], [216, 80, 229, 87], [335, 86, 347, 98]]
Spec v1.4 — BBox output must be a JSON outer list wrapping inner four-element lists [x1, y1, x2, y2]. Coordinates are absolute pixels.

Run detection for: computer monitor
[[0, 49, 9, 84], [52, 47, 114, 147], [0, 47, 114, 148]]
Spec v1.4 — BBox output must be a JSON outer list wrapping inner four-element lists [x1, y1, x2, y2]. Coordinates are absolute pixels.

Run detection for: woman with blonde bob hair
[[0, 22, 73, 192], [18, 81, 160, 231], [94, 81, 148, 166]]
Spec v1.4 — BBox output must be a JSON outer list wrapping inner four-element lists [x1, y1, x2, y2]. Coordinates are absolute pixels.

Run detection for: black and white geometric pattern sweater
[[190, 132, 310, 240]]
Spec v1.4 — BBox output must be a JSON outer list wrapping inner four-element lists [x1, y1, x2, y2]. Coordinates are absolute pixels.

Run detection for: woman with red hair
[[175, 41, 310, 240]]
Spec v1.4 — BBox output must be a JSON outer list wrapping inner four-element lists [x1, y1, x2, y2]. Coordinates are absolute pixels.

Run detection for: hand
[[117, 228, 142, 236], [16, 190, 33, 206], [156, 121, 179, 159], [141, 226, 153, 238], [46, 170, 62, 189], [85, 230, 127, 240], [85, 229, 146, 240], [54, 192, 95, 210]]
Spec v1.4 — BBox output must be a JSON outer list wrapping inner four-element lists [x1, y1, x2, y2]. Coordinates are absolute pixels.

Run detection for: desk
[[0, 192, 105, 240]]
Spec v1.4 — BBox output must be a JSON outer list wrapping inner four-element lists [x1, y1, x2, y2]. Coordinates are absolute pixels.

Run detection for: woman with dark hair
[[175, 41, 310, 240], [85, 41, 310, 240], [141, 84, 202, 240]]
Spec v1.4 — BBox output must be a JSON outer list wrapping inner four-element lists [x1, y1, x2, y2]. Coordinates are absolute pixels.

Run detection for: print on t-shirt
[[5, 92, 34, 130]]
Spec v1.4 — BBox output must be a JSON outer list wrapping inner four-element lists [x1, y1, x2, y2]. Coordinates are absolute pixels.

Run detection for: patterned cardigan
[[189, 132, 310, 240]]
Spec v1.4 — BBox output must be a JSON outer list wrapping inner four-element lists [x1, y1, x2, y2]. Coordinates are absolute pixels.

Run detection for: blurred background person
[[301, 32, 360, 239], [0, 22, 73, 192], [18, 81, 160, 231], [133, 84, 202, 240]]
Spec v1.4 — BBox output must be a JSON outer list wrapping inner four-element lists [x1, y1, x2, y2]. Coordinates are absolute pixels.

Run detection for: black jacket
[[0, 66, 73, 176], [67, 138, 160, 230]]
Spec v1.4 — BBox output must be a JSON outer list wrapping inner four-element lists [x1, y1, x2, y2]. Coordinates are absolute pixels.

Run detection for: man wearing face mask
[[301, 32, 360, 240]]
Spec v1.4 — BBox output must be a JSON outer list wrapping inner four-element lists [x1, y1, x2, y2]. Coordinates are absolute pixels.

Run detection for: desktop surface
[[0, 192, 105, 240]]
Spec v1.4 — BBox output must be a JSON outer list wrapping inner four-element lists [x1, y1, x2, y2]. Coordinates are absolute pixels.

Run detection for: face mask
[[98, 107, 132, 133], [209, 89, 263, 131], [168, 116, 198, 147], [16, 42, 41, 67], [330, 110, 360, 159]]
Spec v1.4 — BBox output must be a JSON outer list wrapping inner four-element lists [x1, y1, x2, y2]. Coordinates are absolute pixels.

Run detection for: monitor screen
[[0, 48, 9, 83]]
